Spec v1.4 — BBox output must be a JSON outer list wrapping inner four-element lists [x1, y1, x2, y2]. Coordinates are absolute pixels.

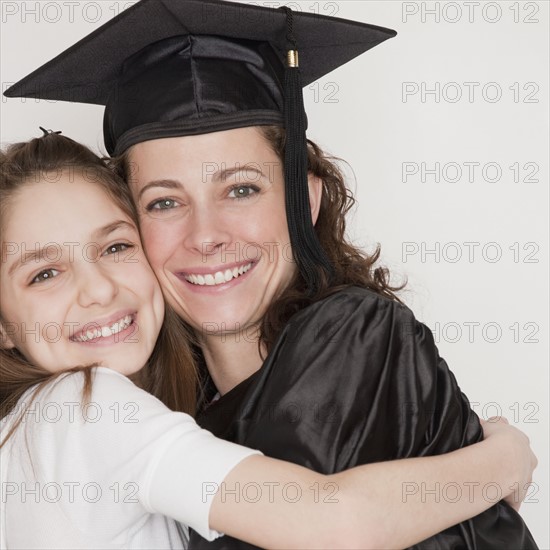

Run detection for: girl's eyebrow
[[7, 220, 135, 276], [8, 245, 61, 277], [92, 220, 135, 240]]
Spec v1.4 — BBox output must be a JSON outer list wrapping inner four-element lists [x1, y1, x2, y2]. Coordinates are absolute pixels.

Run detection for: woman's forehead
[[128, 128, 279, 175]]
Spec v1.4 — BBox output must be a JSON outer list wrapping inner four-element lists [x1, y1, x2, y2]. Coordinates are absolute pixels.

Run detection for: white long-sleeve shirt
[[0, 367, 261, 549]]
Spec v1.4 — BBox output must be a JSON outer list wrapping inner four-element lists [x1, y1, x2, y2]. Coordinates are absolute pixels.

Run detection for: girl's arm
[[32, 369, 534, 550], [209, 417, 536, 550]]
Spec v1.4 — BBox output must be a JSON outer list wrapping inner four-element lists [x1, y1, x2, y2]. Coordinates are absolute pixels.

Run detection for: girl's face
[[128, 127, 321, 338], [0, 173, 164, 375]]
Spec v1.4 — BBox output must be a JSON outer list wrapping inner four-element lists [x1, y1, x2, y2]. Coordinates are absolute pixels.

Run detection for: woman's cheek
[[139, 219, 169, 266]]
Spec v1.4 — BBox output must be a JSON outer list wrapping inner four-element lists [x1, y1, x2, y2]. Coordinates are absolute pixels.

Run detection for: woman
[[120, 128, 540, 550], [3, 0, 540, 548]]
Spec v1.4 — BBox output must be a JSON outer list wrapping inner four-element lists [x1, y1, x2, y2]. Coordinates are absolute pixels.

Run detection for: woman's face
[[128, 127, 320, 337], [0, 173, 164, 375]]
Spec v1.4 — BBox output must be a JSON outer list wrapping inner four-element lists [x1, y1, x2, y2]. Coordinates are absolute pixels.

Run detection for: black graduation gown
[[189, 286, 538, 549]]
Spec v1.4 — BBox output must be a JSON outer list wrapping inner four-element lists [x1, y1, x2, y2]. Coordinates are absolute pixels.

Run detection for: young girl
[[0, 133, 536, 549]]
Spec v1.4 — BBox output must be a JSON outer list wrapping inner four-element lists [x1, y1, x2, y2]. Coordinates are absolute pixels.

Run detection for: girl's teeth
[[75, 315, 132, 342], [186, 263, 253, 286]]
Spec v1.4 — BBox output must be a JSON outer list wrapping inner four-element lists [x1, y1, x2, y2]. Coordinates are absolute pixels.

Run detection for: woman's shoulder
[[255, 286, 436, 406], [288, 285, 415, 333]]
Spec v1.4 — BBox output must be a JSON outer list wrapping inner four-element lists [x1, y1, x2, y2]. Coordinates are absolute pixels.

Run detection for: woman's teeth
[[185, 263, 253, 286], [73, 315, 133, 342]]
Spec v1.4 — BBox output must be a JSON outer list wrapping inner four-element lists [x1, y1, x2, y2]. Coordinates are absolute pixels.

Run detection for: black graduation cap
[[4, 0, 396, 294]]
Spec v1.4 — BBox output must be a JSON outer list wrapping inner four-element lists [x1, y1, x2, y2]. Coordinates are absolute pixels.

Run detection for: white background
[[1, 1, 548, 546]]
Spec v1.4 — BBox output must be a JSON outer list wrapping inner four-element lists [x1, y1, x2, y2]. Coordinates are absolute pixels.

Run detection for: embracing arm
[[47, 368, 533, 550], [211, 417, 536, 549]]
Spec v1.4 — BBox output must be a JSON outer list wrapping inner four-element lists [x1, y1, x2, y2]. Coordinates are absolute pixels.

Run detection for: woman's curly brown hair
[[255, 126, 407, 352]]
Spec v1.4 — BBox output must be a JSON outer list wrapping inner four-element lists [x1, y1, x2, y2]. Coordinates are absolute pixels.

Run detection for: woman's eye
[[103, 243, 134, 256], [228, 185, 259, 199], [30, 269, 59, 285], [147, 198, 180, 211]]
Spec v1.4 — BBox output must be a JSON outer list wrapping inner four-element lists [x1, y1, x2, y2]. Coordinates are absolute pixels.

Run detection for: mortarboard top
[[4, 0, 396, 155], [4, 0, 396, 293]]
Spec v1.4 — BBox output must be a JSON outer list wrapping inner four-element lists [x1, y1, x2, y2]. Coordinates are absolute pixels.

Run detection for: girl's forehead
[[4, 176, 132, 235]]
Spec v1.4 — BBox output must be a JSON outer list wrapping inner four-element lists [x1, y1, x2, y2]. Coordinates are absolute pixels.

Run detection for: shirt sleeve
[[25, 367, 261, 541]]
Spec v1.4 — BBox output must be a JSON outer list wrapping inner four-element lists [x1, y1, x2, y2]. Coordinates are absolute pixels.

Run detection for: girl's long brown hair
[[0, 134, 198, 446]]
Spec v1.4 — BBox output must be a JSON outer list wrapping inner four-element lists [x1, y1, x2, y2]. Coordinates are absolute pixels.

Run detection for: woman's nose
[[182, 207, 233, 259]]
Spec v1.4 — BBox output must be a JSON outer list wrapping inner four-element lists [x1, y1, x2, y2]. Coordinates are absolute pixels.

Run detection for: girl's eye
[[30, 269, 59, 285], [228, 185, 259, 200], [103, 243, 134, 256], [146, 198, 180, 211]]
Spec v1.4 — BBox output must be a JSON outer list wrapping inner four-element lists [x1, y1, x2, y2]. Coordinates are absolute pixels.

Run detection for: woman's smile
[[177, 260, 258, 290]]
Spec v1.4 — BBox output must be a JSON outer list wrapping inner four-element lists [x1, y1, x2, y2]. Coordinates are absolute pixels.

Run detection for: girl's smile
[[69, 310, 137, 344]]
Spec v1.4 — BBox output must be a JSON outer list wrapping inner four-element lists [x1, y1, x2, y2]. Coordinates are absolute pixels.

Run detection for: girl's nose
[[76, 263, 119, 309]]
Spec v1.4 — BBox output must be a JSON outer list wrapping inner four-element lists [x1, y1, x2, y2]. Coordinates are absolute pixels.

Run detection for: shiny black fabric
[[189, 287, 537, 550], [105, 35, 286, 155], [4, 0, 396, 155]]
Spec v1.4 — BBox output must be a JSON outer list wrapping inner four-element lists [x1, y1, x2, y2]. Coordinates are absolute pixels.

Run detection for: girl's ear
[[0, 321, 16, 350], [307, 173, 323, 226]]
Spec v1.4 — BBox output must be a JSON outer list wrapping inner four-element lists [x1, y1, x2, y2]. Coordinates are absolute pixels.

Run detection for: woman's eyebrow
[[212, 166, 266, 184], [138, 179, 182, 201]]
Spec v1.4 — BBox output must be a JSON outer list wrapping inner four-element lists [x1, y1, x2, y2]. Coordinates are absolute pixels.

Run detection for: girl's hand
[[480, 416, 538, 511]]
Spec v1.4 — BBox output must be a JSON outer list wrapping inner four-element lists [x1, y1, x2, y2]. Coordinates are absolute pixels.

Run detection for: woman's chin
[[183, 308, 261, 341]]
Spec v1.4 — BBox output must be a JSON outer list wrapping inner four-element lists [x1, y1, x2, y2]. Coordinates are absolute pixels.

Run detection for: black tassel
[[280, 7, 334, 295]]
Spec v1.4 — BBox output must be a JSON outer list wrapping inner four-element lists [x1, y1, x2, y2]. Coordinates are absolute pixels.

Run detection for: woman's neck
[[200, 331, 265, 396]]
